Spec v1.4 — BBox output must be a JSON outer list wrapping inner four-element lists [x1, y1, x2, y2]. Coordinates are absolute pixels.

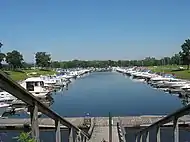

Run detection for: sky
[[0, 0, 190, 62]]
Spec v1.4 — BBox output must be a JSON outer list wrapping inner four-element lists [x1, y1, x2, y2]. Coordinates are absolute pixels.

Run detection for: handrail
[[88, 117, 96, 138], [135, 102, 190, 141], [118, 117, 126, 142], [0, 71, 90, 139], [137, 103, 190, 135]]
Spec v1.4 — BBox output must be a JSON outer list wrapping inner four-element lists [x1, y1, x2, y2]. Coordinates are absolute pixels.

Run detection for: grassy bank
[[2, 69, 56, 81], [148, 65, 190, 79]]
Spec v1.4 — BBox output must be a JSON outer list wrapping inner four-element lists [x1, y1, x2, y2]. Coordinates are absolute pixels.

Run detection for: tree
[[0, 42, 3, 52], [35, 52, 51, 68], [171, 54, 181, 65], [22, 62, 33, 69], [0, 53, 5, 68], [0, 42, 5, 69], [51, 61, 60, 68], [6, 50, 23, 69], [180, 39, 190, 69]]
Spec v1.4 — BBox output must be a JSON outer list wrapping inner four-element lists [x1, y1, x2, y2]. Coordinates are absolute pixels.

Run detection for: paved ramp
[[89, 126, 119, 142], [88, 117, 119, 142]]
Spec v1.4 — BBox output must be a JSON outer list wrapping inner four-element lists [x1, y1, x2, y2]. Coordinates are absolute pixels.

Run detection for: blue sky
[[0, 0, 190, 62]]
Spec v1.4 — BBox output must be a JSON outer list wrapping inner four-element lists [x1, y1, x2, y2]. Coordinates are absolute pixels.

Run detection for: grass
[[148, 65, 190, 79], [25, 69, 56, 75], [7, 71, 28, 81], [1, 69, 56, 81]]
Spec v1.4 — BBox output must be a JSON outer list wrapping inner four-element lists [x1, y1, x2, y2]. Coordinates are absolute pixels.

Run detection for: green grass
[[25, 69, 56, 76], [148, 65, 190, 79], [172, 70, 190, 79], [7, 71, 28, 81], [2, 69, 56, 81]]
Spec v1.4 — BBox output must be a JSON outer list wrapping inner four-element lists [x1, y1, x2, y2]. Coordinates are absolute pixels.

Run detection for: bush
[[14, 132, 36, 142]]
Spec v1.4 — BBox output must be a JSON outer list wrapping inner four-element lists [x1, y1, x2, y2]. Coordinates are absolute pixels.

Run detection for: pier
[[1, 115, 190, 129], [1, 115, 190, 141]]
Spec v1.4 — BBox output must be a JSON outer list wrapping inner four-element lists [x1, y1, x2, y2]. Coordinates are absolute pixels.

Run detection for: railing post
[[156, 126, 161, 142], [81, 134, 87, 142], [83, 136, 86, 142], [173, 117, 179, 142], [135, 135, 138, 142], [145, 131, 149, 142], [29, 104, 39, 142], [77, 131, 82, 142], [109, 112, 112, 142], [140, 134, 143, 142], [69, 128, 75, 142], [55, 120, 61, 142]]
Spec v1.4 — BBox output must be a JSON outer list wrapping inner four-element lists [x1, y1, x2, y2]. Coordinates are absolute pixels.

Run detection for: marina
[[1, 68, 188, 118], [116, 67, 190, 99], [0, 68, 190, 141]]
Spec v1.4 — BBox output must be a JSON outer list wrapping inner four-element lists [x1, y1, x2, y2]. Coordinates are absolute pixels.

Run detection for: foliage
[[0, 53, 6, 68], [0, 38, 189, 71], [5, 50, 23, 69], [35, 52, 51, 67], [51, 61, 61, 68], [22, 62, 34, 69], [0, 42, 5, 68], [171, 54, 181, 65], [179, 39, 190, 69], [14, 132, 36, 142], [0, 42, 3, 48], [53, 58, 180, 68]]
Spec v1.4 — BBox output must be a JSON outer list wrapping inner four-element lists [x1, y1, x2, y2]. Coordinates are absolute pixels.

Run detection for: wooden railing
[[117, 117, 126, 142], [0, 71, 90, 142], [135, 103, 190, 142]]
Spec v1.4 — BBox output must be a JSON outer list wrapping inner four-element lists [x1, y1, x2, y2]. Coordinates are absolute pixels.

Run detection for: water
[[51, 72, 182, 117], [2, 72, 186, 141]]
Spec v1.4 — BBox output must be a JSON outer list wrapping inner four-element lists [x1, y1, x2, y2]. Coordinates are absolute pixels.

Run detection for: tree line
[[0, 39, 190, 69]]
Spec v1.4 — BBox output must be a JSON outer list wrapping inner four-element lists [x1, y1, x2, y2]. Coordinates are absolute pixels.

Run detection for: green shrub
[[14, 132, 36, 142]]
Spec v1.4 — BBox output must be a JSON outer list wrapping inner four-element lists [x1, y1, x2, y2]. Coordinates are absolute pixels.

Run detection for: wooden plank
[[69, 128, 75, 142], [55, 120, 61, 142], [30, 105, 39, 142], [88, 117, 120, 142], [109, 112, 112, 142], [173, 117, 179, 142]]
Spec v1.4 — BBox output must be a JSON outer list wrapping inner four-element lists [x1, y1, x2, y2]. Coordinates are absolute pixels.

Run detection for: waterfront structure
[[0, 69, 190, 142]]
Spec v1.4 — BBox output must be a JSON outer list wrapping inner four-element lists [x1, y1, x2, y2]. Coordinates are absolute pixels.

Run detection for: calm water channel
[[51, 72, 182, 117], [2, 72, 186, 142]]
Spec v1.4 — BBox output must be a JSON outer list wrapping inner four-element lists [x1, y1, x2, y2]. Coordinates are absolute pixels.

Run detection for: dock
[[0, 117, 86, 130], [1, 115, 190, 141], [89, 117, 119, 142]]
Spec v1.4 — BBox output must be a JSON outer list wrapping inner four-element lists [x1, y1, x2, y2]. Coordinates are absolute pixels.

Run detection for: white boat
[[0, 91, 16, 104], [21, 77, 51, 98]]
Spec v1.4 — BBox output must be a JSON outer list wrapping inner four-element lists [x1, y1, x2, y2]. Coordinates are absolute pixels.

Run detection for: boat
[[0, 91, 16, 104], [20, 77, 51, 98]]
